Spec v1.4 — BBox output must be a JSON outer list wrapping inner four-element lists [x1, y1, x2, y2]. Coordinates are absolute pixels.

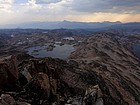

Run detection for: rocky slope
[[70, 33, 140, 105]]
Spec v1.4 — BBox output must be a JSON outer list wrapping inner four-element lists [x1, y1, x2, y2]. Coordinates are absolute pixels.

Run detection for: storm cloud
[[69, 0, 140, 13]]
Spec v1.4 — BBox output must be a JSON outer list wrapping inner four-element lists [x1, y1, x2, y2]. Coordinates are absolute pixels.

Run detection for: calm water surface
[[26, 44, 75, 59]]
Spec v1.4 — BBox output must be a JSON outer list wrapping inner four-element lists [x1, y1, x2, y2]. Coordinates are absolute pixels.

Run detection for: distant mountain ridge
[[0, 20, 122, 29], [110, 22, 140, 30], [0, 21, 140, 32]]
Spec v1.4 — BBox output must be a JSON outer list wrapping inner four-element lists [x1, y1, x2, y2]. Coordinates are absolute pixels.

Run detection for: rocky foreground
[[0, 55, 105, 105]]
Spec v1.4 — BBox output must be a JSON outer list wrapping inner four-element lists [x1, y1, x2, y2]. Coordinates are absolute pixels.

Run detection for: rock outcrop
[[18, 58, 85, 104], [0, 55, 19, 90], [0, 94, 16, 105], [0, 62, 8, 89], [83, 85, 103, 105], [0, 94, 31, 105], [7, 55, 18, 83]]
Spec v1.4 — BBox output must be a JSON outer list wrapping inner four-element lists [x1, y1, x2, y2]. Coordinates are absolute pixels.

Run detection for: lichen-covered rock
[[0, 94, 15, 105], [83, 85, 103, 105], [32, 72, 50, 98]]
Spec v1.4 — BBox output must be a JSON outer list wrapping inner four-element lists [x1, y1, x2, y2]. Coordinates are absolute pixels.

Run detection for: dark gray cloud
[[110, 0, 140, 6], [35, 0, 62, 4], [69, 0, 140, 13]]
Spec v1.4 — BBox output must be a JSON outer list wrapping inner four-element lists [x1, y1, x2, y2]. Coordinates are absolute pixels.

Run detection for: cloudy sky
[[0, 0, 140, 25]]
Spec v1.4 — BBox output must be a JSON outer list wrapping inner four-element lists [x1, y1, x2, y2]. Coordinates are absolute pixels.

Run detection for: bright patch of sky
[[14, 0, 28, 4], [0, 0, 140, 25]]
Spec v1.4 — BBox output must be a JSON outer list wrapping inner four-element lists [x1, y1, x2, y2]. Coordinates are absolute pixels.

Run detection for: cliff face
[[70, 33, 140, 105]]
